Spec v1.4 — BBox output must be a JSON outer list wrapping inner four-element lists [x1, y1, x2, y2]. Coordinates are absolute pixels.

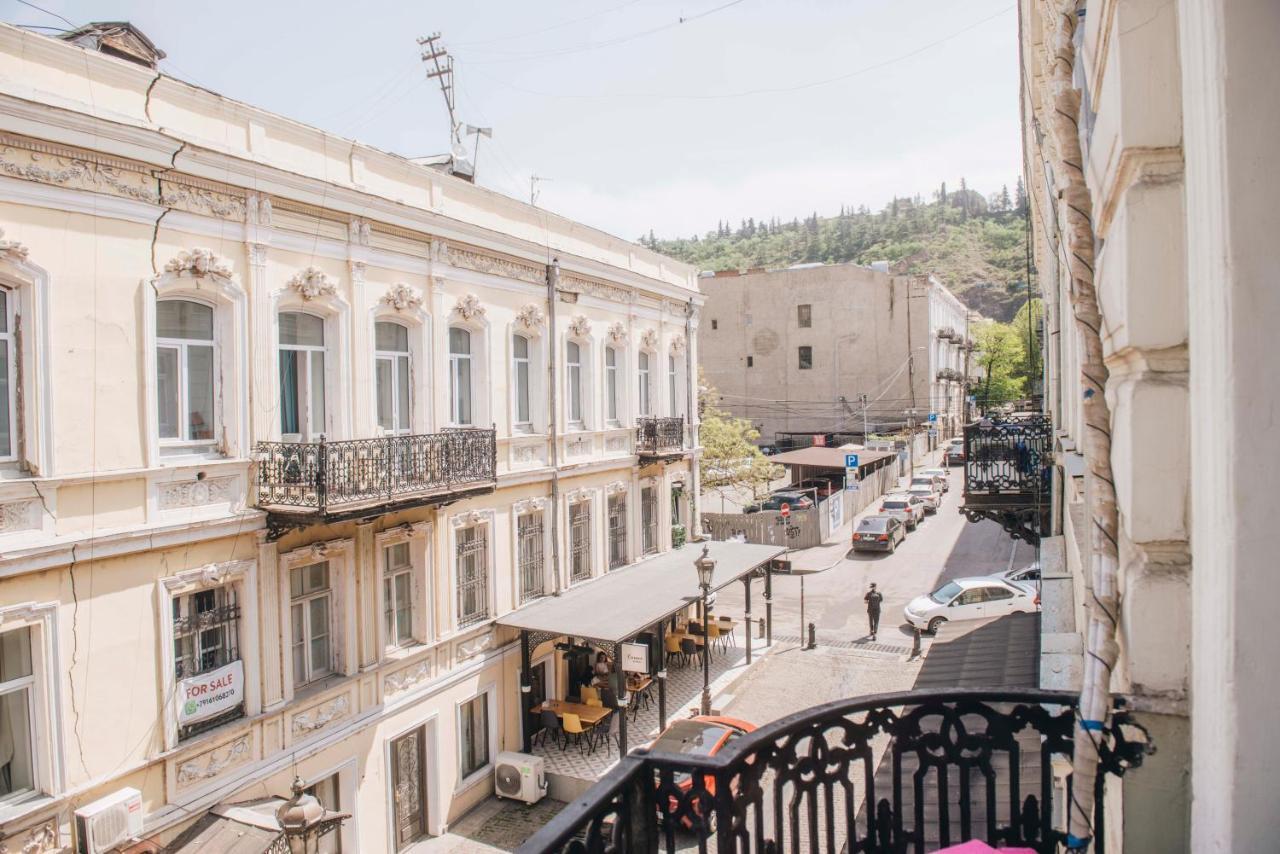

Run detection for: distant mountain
[[642, 180, 1033, 322]]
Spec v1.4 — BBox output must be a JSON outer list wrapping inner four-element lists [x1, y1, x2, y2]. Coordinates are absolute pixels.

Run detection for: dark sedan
[[852, 515, 906, 553]]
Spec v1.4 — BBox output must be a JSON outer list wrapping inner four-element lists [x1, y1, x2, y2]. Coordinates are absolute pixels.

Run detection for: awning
[[768, 447, 896, 470], [498, 541, 784, 644]]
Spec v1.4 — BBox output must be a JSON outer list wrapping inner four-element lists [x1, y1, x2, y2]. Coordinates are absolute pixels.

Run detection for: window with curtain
[[383, 542, 414, 650], [375, 321, 411, 435], [156, 299, 216, 447], [566, 341, 583, 426], [0, 288, 14, 461], [459, 692, 491, 779], [605, 347, 619, 425], [290, 562, 333, 685], [638, 352, 651, 416], [279, 312, 327, 440], [0, 627, 36, 805], [449, 327, 473, 426], [512, 334, 531, 431]]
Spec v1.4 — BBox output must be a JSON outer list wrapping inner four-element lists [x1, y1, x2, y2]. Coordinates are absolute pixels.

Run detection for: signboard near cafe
[[178, 660, 244, 726], [620, 642, 650, 674]]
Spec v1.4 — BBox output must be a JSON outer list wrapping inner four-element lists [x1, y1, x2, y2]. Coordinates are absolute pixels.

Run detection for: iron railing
[[636, 416, 685, 456], [520, 689, 1150, 854], [255, 428, 497, 515], [963, 416, 1051, 496]]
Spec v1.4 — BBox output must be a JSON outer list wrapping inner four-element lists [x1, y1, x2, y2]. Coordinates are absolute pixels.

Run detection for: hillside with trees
[[643, 179, 1033, 322]]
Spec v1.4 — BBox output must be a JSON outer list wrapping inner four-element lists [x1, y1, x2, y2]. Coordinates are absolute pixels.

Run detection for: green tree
[[1011, 296, 1044, 386], [1015, 176, 1028, 214], [698, 373, 782, 500], [972, 320, 1027, 410]]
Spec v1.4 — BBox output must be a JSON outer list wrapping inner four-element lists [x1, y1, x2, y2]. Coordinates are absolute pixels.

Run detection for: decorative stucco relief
[[163, 248, 233, 280], [382, 283, 423, 312], [0, 819, 58, 853], [605, 480, 628, 495], [158, 476, 236, 510], [0, 500, 37, 535], [453, 293, 485, 321], [511, 443, 541, 465], [176, 734, 253, 785], [566, 436, 591, 457], [456, 631, 494, 661], [607, 322, 628, 344], [287, 266, 338, 301], [562, 274, 632, 304], [0, 139, 156, 203], [640, 328, 659, 350], [671, 335, 686, 354], [0, 228, 28, 262], [445, 245, 543, 285], [567, 315, 592, 338], [291, 694, 351, 737], [384, 659, 433, 696], [605, 436, 629, 453], [245, 193, 273, 227], [348, 218, 372, 246], [511, 496, 548, 515], [159, 178, 247, 220], [515, 303, 545, 333]]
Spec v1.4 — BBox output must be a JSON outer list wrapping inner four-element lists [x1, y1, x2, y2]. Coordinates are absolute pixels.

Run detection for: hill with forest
[[642, 179, 1033, 322]]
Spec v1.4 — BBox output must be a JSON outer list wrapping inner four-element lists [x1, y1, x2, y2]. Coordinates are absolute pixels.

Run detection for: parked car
[[910, 475, 945, 501], [945, 438, 966, 465], [904, 577, 1039, 634], [920, 467, 950, 492], [852, 515, 906, 553], [793, 477, 841, 498], [1001, 562, 1041, 583], [879, 493, 925, 529], [745, 491, 815, 513], [650, 716, 757, 827], [907, 485, 940, 513]]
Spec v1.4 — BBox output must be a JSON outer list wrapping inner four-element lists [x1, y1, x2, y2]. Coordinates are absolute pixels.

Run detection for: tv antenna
[[417, 33, 488, 179], [531, 173, 552, 206]]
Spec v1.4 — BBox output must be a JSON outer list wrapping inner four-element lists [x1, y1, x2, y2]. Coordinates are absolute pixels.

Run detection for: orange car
[[649, 715, 757, 827]]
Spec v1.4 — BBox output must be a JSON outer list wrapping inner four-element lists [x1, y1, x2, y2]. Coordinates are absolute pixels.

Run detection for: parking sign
[[928, 412, 938, 423], [844, 453, 859, 469]]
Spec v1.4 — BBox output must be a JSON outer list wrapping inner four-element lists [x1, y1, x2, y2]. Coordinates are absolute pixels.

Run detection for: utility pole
[[418, 33, 458, 147], [859, 393, 869, 441], [963, 311, 973, 423], [530, 174, 551, 206]]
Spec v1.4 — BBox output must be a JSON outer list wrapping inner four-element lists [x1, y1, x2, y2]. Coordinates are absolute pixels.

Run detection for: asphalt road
[[715, 478, 1037, 648]]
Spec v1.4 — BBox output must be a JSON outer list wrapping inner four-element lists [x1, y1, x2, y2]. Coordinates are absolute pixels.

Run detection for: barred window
[[456, 526, 489, 627], [518, 513, 545, 603], [608, 494, 628, 570], [570, 501, 592, 583], [641, 487, 658, 555], [798, 346, 813, 370], [797, 304, 812, 328], [173, 585, 243, 739]]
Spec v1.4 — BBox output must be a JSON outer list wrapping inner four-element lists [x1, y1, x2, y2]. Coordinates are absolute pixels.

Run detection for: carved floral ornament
[[568, 315, 592, 338], [163, 248, 233, 279], [641, 328, 659, 350], [671, 335, 686, 354], [382, 283, 424, 312], [516, 303, 546, 333], [512, 496, 548, 515], [0, 227, 28, 262], [565, 487, 595, 504], [348, 218, 371, 246], [452, 509, 488, 528], [453, 293, 486, 322], [606, 480, 628, 495], [607, 321, 628, 344], [287, 266, 338, 301]]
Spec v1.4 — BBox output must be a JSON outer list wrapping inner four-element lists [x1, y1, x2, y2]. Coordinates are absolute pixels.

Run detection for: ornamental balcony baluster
[[254, 428, 497, 537], [959, 415, 1052, 543], [635, 416, 686, 459]]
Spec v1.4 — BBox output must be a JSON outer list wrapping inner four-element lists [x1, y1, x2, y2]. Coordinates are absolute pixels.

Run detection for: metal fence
[[636, 416, 685, 455], [703, 508, 822, 549], [963, 417, 1052, 495]]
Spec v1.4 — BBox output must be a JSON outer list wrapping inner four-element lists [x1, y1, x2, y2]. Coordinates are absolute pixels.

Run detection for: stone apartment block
[[698, 264, 969, 444], [1021, 0, 1279, 850], [0, 22, 703, 852]]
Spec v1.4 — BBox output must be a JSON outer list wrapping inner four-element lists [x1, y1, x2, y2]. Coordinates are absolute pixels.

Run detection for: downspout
[[1039, 2, 1121, 847], [547, 260, 563, 595], [685, 297, 698, 539]]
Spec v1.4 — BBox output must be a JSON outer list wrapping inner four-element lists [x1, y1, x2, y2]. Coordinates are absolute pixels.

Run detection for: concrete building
[[1021, 0, 1280, 850], [0, 22, 705, 852], [697, 264, 970, 445]]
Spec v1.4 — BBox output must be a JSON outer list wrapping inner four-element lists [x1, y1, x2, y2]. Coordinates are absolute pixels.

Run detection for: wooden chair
[[562, 712, 596, 754]]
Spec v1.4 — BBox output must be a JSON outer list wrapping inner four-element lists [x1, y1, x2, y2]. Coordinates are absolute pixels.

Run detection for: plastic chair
[[535, 709, 563, 750], [665, 634, 685, 667], [707, 621, 725, 653], [585, 697, 603, 707], [580, 685, 599, 703], [562, 712, 596, 754], [680, 637, 698, 665], [596, 710, 622, 756]]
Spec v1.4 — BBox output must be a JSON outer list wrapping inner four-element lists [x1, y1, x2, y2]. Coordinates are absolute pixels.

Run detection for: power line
[[13, 0, 75, 29], [451, 0, 646, 47]]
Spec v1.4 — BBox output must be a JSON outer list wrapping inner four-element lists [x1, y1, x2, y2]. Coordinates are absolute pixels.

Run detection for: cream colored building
[[0, 22, 703, 852], [1021, 0, 1279, 850], [698, 264, 970, 444]]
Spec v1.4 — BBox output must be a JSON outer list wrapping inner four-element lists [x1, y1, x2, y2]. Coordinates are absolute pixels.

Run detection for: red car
[[649, 716, 757, 827]]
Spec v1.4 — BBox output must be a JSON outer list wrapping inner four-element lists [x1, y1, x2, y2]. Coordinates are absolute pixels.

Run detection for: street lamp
[[277, 777, 345, 854], [694, 545, 716, 715]]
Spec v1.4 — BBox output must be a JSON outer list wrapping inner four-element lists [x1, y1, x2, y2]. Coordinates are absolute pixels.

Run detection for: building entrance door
[[391, 727, 428, 849]]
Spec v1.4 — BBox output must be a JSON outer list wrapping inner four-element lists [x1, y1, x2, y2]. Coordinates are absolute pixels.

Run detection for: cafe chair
[[680, 637, 698, 665], [595, 710, 622, 756], [562, 712, 595, 754], [535, 709, 564, 750], [585, 697, 603, 708], [580, 685, 599, 703], [665, 634, 685, 668]]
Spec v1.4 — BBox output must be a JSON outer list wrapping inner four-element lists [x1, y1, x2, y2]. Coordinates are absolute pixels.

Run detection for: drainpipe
[[547, 260, 563, 595], [685, 298, 699, 539]]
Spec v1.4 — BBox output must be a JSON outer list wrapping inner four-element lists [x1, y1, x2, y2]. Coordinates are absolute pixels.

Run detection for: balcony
[[255, 428, 497, 537], [520, 689, 1150, 854], [635, 416, 686, 460], [936, 326, 959, 341], [936, 367, 964, 383], [960, 415, 1051, 543]]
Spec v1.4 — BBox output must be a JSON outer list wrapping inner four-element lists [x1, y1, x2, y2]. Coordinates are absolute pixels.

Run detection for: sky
[[3, 0, 1023, 242]]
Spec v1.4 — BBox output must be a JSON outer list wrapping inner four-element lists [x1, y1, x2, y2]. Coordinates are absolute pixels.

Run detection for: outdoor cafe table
[[530, 698, 611, 726]]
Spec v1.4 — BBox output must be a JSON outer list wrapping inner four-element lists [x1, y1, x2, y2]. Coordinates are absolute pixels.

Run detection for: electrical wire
[[451, 0, 646, 47], [12, 0, 75, 28]]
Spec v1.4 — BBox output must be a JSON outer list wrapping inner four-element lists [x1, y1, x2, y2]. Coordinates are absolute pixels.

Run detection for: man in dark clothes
[[864, 583, 884, 640]]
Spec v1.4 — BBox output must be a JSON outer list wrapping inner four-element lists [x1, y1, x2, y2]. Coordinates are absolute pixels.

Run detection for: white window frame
[[155, 298, 220, 452], [290, 560, 335, 686], [448, 326, 475, 427], [279, 540, 357, 702], [607, 488, 629, 570], [455, 685, 497, 790], [278, 310, 329, 442], [374, 319, 413, 436], [668, 353, 678, 418], [375, 522, 433, 657], [565, 340, 584, 429], [568, 496, 593, 584], [512, 333, 533, 433], [269, 280, 351, 443], [604, 346, 620, 426], [637, 350, 652, 417], [0, 602, 64, 817], [0, 286, 16, 464], [450, 511, 495, 630], [512, 499, 549, 604]]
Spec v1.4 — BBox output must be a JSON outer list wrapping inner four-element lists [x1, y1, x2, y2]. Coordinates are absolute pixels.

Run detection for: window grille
[[608, 495, 628, 570], [641, 487, 658, 555], [173, 585, 244, 739], [456, 526, 489, 627], [570, 501, 592, 582], [518, 513, 545, 603]]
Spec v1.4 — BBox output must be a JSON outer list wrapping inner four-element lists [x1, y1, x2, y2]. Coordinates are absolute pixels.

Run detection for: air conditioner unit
[[494, 751, 547, 804], [75, 787, 143, 854]]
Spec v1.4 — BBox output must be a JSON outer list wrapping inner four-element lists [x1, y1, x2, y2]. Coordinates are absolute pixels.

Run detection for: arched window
[[279, 311, 326, 440], [156, 299, 216, 448], [566, 341, 583, 427], [605, 346, 619, 425], [0, 287, 14, 461], [375, 321, 411, 434], [449, 327, 473, 426], [638, 351, 651, 417], [512, 334, 531, 431]]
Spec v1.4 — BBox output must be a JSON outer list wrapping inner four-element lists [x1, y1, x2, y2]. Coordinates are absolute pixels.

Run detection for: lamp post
[[694, 545, 716, 716], [277, 776, 345, 854]]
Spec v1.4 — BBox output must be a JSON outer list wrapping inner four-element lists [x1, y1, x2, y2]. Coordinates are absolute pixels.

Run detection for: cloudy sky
[[5, 0, 1022, 241]]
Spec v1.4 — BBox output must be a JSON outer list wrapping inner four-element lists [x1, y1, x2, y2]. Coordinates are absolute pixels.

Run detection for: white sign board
[[827, 493, 844, 529], [178, 660, 244, 726], [620, 642, 650, 674]]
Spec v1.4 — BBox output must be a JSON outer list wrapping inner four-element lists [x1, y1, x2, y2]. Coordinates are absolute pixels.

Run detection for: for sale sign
[[178, 660, 244, 725]]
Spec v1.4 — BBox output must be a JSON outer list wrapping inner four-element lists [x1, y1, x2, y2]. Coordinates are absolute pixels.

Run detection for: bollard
[[911, 627, 922, 659], [807, 622, 816, 650], [758, 617, 766, 639]]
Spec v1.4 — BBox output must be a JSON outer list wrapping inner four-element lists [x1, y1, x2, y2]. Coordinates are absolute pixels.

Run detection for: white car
[[904, 577, 1039, 634], [1001, 562, 1041, 584], [907, 485, 940, 513], [879, 493, 926, 529], [920, 467, 950, 492]]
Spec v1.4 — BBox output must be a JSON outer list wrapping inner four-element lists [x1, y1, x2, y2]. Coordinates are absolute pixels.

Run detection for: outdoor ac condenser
[[494, 751, 547, 804], [75, 786, 143, 853]]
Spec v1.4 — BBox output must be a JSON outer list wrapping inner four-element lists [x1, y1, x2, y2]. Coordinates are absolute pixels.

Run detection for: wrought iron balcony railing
[[520, 689, 1150, 854], [960, 415, 1051, 543], [635, 416, 685, 457], [254, 428, 497, 523], [936, 367, 964, 382]]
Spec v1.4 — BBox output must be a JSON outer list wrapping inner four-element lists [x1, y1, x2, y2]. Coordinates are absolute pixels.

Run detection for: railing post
[[621, 762, 659, 854], [316, 434, 328, 514]]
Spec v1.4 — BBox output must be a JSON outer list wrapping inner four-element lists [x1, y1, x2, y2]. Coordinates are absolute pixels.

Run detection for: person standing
[[864, 583, 883, 640]]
